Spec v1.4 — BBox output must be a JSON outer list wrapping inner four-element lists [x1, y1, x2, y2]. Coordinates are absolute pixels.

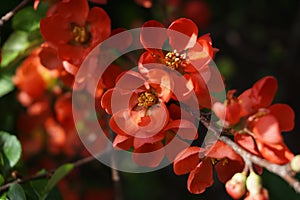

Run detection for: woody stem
[[0, 0, 32, 27], [198, 115, 300, 193]]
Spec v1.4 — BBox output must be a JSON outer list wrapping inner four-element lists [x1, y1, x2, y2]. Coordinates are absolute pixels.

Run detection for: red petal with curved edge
[[101, 89, 113, 114], [39, 46, 61, 70], [188, 35, 214, 72], [189, 73, 211, 108], [62, 61, 79, 75], [110, 109, 139, 136], [269, 104, 295, 131], [40, 15, 73, 45], [257, 141, 294, 164], [252, 115, 283, 144], [234, 133, 261, 156], [164, 120, 198, 141], [252, 76, 277, 108], [187, 159, 213, 194], [238, 76, 277, 116], [173, 146, 201, 175], [146, 68, 173, 102], [140, 20, 167, 55], [207, 141, 242, 161], [88, 7, 111, 47], [54, 0, 89, 26], [167, 103, 195, 122], [132, 142, 164, 167], [133, 103, 169, 138], [101, 64, 123, 89], [138, 51, 164, 76], [114, 70, 146, 91], [215, 159, 244, 183], [168, 18, 198, 52], [165, 134, 190, 162], [133, 131, 165, 149], [57, 44, 85, 66], [113, 135, 133, 150]]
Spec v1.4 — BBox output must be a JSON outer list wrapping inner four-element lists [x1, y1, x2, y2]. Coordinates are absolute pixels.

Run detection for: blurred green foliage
[[0, 0, 300, 199]]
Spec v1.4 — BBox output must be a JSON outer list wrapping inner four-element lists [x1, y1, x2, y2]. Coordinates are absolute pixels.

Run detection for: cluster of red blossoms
[[9, 0, 299, 199]]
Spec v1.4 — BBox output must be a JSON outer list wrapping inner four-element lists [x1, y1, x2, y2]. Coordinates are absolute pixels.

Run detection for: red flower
[[173, 141, 244, 194], [40, 0, 110, 66], [101, 70, 198, 167], [13, 48, 58, 106], [214, 76, 295, 164], [139, 18, 218, 108], [213, 90, 242, 126]]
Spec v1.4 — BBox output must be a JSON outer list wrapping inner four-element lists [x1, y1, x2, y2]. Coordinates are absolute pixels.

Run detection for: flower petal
[[234, 133, 261, 156], [164, 119, 198, 140], [88, 7, 111, 47], [238, 76, 277, 116], [173, 146, 201, 175], [168, 18, 198, 51], [207, 141, 242, 161], [252, 115, 283, 144], [257, 141, 294, 164], [113, 134, 133, 150], [187, 159, 213, 194], [215, 159, 244, 183], [140, 20, 167, 55], [269, 104, 295, 132], [252, 76, 277, 108], [132, 142, 164, 167]]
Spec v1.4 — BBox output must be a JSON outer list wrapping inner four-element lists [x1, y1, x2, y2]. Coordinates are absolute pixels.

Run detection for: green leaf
[[0, 192, 8, 200], [7, 183, 26, 200], [0, 75, 14, 98], [45, 164, 74, 194], [0, 31, 30, 68], [12, 7, 41, 32], [0, 131, 22, 169], [0, 174, 5, 186]]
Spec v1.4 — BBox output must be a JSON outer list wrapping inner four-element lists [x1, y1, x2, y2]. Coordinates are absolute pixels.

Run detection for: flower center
[[211, 158, 228, 166], [72, 25, 90, 44], [164, 50, 185, 70], [137, 92, 158, 108]]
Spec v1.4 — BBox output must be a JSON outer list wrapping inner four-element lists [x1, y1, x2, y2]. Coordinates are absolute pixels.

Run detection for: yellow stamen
[[164, 50, 185, 70], [72, 25, 90, 44], [137, 92, 158, 108]]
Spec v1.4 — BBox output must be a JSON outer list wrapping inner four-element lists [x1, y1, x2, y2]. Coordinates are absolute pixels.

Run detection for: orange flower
[[40, 0, 110, 66], [139, 18, 218, 108], [174, 141, 244, 194]]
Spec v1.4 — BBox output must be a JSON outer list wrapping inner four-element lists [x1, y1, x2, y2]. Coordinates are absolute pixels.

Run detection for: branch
[[0, 153, 98, 192], [0, 0, 32, 27], [198, 115, 300, 193]]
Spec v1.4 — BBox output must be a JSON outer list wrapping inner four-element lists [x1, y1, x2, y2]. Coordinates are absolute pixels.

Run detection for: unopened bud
[[245, 188, 269, 200], [291, 155, 300, 173], [225, 172, 247, 199], [246, 172, 262, 194]]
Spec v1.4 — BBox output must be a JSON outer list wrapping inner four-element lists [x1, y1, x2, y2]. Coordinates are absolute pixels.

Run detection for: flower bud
[[245, 188, 269, 200], [225, 172, 247, 199], [246, 172, 262, 194], [290, 155, 300, 173]]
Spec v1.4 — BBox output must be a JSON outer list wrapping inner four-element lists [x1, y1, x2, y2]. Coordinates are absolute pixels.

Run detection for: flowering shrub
[[0, 0, 299, 199]]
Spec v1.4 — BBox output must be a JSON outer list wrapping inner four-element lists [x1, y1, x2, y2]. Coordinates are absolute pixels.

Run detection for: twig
[[0, 153, 99, 192], [0, 0, 32, 27], [198, 115, 300, 194], [107, 115, 123, 200]]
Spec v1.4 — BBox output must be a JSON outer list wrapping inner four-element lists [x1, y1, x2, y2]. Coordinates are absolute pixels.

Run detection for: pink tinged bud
[[291, 155, 300, 173], [245, 188, 269, 200], [246, 172, 262, 195], [225, 172, 247, 199]]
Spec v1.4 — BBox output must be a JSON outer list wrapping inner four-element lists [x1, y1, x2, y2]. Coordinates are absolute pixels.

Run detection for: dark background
[[1, 0, 300, 199]]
